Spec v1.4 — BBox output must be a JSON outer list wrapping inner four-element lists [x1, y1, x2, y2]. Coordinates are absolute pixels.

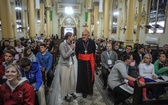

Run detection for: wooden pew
[[95, 50, 103, 74], [52, 39, 63, 68], [133, 82, 168, 105]]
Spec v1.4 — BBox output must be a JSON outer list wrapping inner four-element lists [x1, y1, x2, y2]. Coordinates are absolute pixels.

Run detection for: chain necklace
[[83, 41, 89, 54]]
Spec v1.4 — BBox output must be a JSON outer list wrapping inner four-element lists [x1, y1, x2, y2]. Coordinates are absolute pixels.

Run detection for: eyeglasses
[[126, 48, 132, 50]]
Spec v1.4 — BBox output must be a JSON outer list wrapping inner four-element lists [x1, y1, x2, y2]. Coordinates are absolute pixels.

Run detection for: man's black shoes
[[82, 94, 87, 98], [102, 86, 107, 90], [71, 93, 77, 99]]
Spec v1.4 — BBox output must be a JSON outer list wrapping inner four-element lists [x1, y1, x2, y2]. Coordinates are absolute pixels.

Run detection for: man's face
[[106, 44, 112, 51], [31, 43, 35, 47], [126, 47, 132, 53], [139, 48, 144, 53], [163, 45, 168, 52], [4, 41, 10, 47], [5, 53, 14, 63], [127, 55, 133, 64], [40, 46, 46, 53], [82, 31, 89, 41]]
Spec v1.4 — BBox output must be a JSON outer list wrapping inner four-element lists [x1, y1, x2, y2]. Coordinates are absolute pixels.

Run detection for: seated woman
[[23, 47, 36, 61], [128, 60, 147, 100], [139, 54, 162, 99], [108, 53, 145, 105], [0, 64, 35, 105], [154, 52, 168, 78]]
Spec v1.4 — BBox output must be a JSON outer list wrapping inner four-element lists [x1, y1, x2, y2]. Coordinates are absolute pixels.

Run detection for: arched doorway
[[61, 17, 77, 39]]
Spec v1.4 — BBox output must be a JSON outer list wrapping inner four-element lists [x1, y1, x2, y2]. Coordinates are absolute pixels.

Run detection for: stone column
[[117, 8, 122, 41], [124, 0, 136, 46], [103, 0, 110, 39], [10, 1, 17, 40], [22, 0, 28, 38], [136, 0, 142, 43], [0, 0, 1, 21], [0, 0, 13, 41], [93, 1, 99, 39], [40, 1, 45, 34], [28, 0, 35, 38], [46, 0, 51, 38], [87, 8, 93, 33]]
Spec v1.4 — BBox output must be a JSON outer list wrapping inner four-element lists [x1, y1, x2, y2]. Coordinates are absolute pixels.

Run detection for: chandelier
[[65, 6, 74, 14]]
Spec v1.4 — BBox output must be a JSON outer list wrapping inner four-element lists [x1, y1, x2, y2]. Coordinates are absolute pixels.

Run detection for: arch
[[61, 16, 77, 27]]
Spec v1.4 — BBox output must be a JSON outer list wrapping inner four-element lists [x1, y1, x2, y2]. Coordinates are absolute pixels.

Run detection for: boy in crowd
[[19, 57, 46, 105]]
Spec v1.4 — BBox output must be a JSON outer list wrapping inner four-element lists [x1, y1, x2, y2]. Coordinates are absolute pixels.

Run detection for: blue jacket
[[36, 51, 53, 73], [20, 62, 42, 90]]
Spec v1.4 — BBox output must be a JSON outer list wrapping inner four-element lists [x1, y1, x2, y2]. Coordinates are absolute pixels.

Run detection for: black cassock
[[75, 38, 96, 95]]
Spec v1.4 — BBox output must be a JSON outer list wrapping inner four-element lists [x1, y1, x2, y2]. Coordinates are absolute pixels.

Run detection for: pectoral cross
[[84, 50, 87, 54]]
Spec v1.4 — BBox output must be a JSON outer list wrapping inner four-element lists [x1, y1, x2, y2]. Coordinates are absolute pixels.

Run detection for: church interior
[[0, 0, 168, 105], [0, 0, 167, 46]]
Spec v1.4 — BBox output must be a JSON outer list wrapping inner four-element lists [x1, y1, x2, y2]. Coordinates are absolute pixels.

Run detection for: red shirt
[[0, 81, 35, 105]]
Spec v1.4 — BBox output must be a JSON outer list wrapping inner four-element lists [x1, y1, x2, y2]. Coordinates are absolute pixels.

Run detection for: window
[[15, 0, 23, 32], [111, 0, 119, 34], [147, 0, 167, 34], [37, 10, 40, 23]]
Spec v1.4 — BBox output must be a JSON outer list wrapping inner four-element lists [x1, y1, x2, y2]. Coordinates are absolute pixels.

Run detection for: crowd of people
[[0, 37, 54, 105], [99, 40, 168, 104], [0, 30, 168, 105]]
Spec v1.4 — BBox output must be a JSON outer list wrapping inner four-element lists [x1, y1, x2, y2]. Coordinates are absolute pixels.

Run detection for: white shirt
[[138, 63, 157, 79], [64, 40, 73, 65]]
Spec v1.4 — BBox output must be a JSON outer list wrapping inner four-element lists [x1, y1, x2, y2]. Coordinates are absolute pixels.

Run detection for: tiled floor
[[47, 57, 111, 105], [47, 74, 109, 105]]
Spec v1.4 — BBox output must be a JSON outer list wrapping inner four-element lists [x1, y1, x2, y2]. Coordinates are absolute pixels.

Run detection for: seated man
[[36, 44, 53, 88], [101, 42, 118, 90], [108, 53, 145, 105], [19, 57, 46, 105]]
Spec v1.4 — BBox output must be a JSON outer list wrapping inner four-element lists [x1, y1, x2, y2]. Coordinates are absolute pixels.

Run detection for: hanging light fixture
[[65, 5, 74, 14]]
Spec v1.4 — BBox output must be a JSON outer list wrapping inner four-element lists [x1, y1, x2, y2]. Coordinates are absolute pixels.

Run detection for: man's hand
[[41, 67, 45, 72]]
